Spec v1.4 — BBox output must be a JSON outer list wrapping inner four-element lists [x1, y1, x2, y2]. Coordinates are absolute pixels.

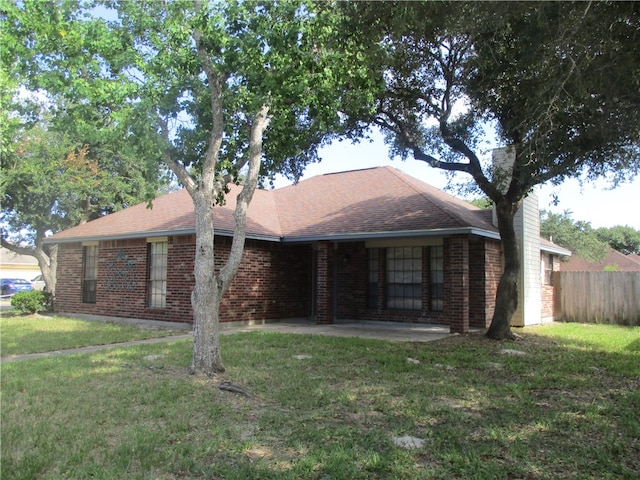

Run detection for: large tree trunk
[[191, 189, 225, 375], [189, 106, 270, 377], [37, 243, 57, 295], [486, 199, 520, 340]]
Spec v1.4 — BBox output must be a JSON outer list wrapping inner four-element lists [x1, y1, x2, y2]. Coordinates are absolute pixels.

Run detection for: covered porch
[[310, 236, 501, 335]]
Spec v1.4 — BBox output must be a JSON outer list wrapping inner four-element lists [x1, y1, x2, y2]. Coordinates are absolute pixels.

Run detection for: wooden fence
[[554, 271, 640, 326]]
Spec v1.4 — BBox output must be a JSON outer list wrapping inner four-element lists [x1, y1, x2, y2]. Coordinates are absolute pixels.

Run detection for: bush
[[10, 290, 52, 314]]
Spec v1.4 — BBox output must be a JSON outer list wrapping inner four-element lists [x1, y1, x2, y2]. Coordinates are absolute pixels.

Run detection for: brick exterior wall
[[54, 235, 312, 324], [336, 242, 367, 319], [469, 238, 502, 328], [446, 236, 470, 334], [541, 254, 560, 322], [55, 232, 506, 330], [485, 240, 503, 323], [541, 285, 554, 322], [329, 236, 503, 330], [315, 242, 334, 324]]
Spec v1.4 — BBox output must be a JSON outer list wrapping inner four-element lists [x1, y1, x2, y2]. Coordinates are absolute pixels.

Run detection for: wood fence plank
[[555, 272, 640, 326]]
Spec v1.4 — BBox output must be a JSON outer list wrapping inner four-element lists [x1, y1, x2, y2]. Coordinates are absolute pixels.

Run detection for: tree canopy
[[594, 225, 640, 256], [3, 0, 372, 374], [341, 1, 640, 338], [540, 211, 609, 262], [540, 211, 640, 260], [1, 2, 168, 292]]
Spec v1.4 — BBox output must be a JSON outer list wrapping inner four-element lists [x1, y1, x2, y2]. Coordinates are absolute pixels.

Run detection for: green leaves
[[1, 1, 168, 250], [540, 211, 609, 263], [341, 1, 640, 197]]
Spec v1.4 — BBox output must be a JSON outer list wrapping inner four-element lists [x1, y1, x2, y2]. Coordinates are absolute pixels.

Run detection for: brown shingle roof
[[49, 186, 282, 242], [47, 166, 502, 243], [50, 188, 196, 241], [627, 253, 640, 265], [273, 167, 497, 239], [560, 249, 640, 272]]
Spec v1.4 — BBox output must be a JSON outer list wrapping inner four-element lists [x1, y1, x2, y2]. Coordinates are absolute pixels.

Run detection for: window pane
[[385, 247, 422, 311], [368, 249, 379, 308], [430, 246, 444, 312], [148, 242, 168, 308], [82, 246, 98, 304]]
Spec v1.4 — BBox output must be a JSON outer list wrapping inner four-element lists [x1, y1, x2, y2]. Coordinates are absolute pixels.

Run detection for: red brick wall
[[338, 236, 501, 328], [541, 254, 560, 321], [315, 242, 333, 324], [54, 235, 312, 324], [329, 236, 504, 329], [446, 235, 470, 334], [55, 233, 505, 329], [541, 285, 554, 321], [468, 238, 502, 328], [336, 242, 367, 319], [469, 237, 486, 328], [345, 243, 448, 324], [219, 238, 312, 322]]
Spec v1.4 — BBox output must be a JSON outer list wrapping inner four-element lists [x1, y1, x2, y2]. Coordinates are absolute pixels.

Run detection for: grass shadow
[[2, 325, 639, 479]]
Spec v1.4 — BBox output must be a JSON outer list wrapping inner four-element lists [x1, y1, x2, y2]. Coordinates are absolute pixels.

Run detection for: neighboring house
[[560, 249, 640, 272], [626, 253, 640, 266], [0, 247, 41, 281], [45, 167, 569, 333]]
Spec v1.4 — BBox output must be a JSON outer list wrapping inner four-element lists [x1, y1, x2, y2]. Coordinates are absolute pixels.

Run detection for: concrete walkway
[[1, 317, 456, 364], [231, 319, 454, 342]]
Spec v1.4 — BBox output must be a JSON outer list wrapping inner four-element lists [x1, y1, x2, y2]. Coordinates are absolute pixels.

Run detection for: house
[[45, 166, 569, 333], [560, 249, 640, 272], [0, 247, 41, 281]]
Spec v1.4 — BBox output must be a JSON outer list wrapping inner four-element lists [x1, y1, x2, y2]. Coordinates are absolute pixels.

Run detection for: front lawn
[[0, 314, 184, 357], [1, 322, 638, 479]]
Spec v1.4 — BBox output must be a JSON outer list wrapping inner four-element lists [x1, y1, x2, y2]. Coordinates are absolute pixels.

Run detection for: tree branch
[[219, 105, 271, 293], [0, 236, 35, 257], [192, 18, 225, 193], [157, 113, 196, 192]]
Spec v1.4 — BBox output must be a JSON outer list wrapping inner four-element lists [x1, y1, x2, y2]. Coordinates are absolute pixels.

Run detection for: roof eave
[[540, 244, 572, 256], [281, 227, 501, 243], [43, 228, 282, 245], [43, 228, 198, 244]]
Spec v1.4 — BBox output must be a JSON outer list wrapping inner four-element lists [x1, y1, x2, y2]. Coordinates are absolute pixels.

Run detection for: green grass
[[0, 314, 183, 356], [1, 321, 639, 479]]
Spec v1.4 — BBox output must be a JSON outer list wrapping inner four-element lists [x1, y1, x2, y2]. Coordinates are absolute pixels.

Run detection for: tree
[[540, 211, 640, 261], [0, 117, 161, 294], [342, 1, 640, 339], [595, 225, 640, 256], [468, 197, 493, 210], [0, 6, 167, 295], [5, 0, 369, 375], [540, 210, 608, 262]]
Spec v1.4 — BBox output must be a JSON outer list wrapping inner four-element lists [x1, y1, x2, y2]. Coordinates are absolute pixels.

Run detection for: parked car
[[31, 275, 46, 291], [0, 278, 34, 297]]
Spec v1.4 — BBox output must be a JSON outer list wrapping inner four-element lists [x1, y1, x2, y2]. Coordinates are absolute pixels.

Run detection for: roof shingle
[[48, 166, 501, 243], [560, 249, 640, 272], [273, 167, 497, 238]]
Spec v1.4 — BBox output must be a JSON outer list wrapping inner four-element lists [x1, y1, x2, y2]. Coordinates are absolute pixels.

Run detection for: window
[[542, 253, 554, 286], [148, 241, 168, 308], [386, 247, 422, 310], [82, 245, 98, 304], [367, 248, 379, 308], [430, 246, 444, 311]]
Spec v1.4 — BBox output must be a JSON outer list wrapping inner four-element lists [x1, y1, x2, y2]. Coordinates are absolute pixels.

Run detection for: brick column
[[316, 241, 333, 324], [447, 236, 470, 334]]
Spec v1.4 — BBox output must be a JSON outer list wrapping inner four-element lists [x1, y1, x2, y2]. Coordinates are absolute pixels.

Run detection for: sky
[[272, 130, 640, 230], [84, 4, 638, 230]]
